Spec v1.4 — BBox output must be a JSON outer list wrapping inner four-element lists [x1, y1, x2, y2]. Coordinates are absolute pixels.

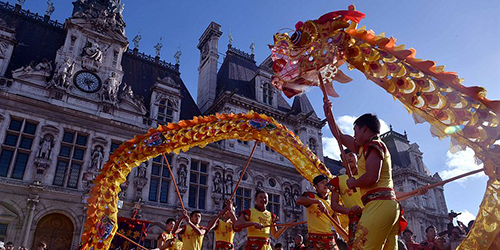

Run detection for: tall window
[[148, 155, 172, 203], [267, 193, 280, 217], [53, 131, 87, 188], [0, 222, 7, 241], [110, 141, 121, 155], [262, 83, 273, 105], [0, 118, 37, 179], [308, 138, 317, 154], [157, 99, 174, 124], [188, 159, 208, 209], [235, 187, 252, 215]]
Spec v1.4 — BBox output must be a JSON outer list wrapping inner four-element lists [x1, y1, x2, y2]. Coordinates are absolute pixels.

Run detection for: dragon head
[[270, 6, 365, 98]]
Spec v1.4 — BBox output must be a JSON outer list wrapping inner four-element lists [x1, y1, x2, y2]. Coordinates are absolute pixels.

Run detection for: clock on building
[[73, 71, 102, 93]]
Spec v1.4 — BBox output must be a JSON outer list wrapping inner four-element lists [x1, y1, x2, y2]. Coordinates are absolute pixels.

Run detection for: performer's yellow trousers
[[352, 200, 400, 250]]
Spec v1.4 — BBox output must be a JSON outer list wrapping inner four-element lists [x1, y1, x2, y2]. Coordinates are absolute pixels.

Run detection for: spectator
[[274, 243, 283, 250], [402, 229, 419, 250], [35, 242, 46, 250], [17, 247, 28, 250], [420, 226, 444, 250], [447, 226, 465, 250], [4, 242, 13, 250], [0, 241, 5, 250], [293, 235, 306, 250]]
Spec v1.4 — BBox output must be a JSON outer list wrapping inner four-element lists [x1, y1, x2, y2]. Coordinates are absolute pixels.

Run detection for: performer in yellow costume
[[296, 175, 340, 250], [177, 210, 207, 250], [329, 149, 363, 249], [157, 218, 183, 250], [235, 189, 292, 250], [207, 200, 239, 250], [324, 108, 406, 250]]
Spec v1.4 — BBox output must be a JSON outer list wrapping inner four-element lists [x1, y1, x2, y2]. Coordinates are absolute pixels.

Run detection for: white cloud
[[439, 147, 485, 182], [322, 115, 391, 161], [456, 209, 475, 224]]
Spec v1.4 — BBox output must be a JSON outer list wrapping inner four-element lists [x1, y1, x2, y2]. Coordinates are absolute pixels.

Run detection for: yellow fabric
[[352, 200, 400, 250], [305, 193, 336, 234], [356, 138, 393, 196], [159, 232, 183, 250], [214, 218, 235, 244], [182, 225, 204, 250], [337, 174, 363, 209], [246, 208, 273, 238]]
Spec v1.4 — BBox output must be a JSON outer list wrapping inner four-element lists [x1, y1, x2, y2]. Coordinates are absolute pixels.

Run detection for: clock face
[[74, 71, 102, 93]]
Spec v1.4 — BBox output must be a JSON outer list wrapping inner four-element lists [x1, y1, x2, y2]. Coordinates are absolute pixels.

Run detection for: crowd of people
[[0, 242, 45, 250]]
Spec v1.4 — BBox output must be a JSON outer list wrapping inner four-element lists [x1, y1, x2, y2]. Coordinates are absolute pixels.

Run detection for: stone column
[[21, 195, 39, 247]]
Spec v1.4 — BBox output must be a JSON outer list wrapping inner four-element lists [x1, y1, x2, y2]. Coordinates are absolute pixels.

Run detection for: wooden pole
[[318, 72, 355, 178], [115, 232, 148, 250], [398, 168, 485, 201], [325, 212, 349, 240], [263, 221, 307, 228], [162, 153, 186, 210], [229, 141, 258, 201]]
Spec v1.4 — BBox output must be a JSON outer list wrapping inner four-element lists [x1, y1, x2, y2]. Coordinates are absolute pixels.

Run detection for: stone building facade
[[0, 1, 321, 249]]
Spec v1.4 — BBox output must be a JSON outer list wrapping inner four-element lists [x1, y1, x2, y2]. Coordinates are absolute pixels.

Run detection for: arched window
[[157, 99, 174, 124], [308, 138, 317, 154], [262, 83, 273, 105]]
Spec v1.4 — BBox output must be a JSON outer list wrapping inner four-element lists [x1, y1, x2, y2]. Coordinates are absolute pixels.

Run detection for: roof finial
[[154, 37, 163, 57], [389, 124, 393, 131], [46, 0, 55, 16], [174, 45, 182, 65], [132, 31, 142, 50], [250, 41, 255, 55], [228, 29, 234, 45]]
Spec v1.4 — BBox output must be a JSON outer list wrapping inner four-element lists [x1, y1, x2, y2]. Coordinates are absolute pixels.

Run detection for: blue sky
[[22, 0, 499, 224]]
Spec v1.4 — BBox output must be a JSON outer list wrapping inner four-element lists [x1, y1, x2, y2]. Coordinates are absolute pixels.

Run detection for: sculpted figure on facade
[[154, 38, 162, 57], [16, 0, 25, 5], [284, 187, 293, 207], [13, 59, 53, 80], [91, 145, 104, 170], [46, 0, 55, 16], [177, 165, 187, 187], [111, 0, 125, 17], [82, 39, 103, 63], [102, 72, 120, 102], [121, 83, 133, 99], [213, 172, 222, 193], [292, 189, 300, 208], [37, 134, 54, 159], [174, 50, 182, 65], [136, 162, 147, 178], [132, 34, 141, 50], [49, 58, 74, 88], [224, 174, 233, 195]]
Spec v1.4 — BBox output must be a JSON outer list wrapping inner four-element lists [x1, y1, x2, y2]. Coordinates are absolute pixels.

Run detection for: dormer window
[[157, 99, 174, 124], [262, 82, 273, 105]]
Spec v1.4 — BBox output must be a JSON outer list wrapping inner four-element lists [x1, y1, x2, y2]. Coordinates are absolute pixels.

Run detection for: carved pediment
[[0, 203, 19, 221]]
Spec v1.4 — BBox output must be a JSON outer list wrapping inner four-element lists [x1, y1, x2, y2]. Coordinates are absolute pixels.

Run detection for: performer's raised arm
[[323, 99, 357, 153]]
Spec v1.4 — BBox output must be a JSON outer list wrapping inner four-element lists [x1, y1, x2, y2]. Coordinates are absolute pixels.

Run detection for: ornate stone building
[[0, 1, 321, 249]]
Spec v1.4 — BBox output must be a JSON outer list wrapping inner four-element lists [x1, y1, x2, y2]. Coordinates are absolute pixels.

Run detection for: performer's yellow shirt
[[158, 232, 183, 250], [357, 136, 393, 196], [182, 224, 205, 250], [331, 174, 363, 209], [242, 207, 275, 238], [214, 218, 235, 243], [303, 192, 336, 234]]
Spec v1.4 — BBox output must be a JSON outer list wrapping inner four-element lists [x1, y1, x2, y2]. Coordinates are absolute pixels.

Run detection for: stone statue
[[13, 59, 53, 80], [154, 38, 163, 57], [51, 58, 74, 88], [250, 42, 255, 55], [293, 189, 300, 208], [228, 29, 234, 45], [91, 145, 104, 170], [111, 0, 125, 16], [174, 50, 182, 65], [224, 174, 233, 195], [17, 0, 25, 6], [136, 162, 147, 178], [284, 187, 292, 207], [122, 83, 133, 98], [82, 39, 103, 63], [132, 34, 141, 50], [37, 134, 53, 159], [177, 165, 187, 187], [213, 172, 222, 193], [103, 72, 119, 102], [46, 0, 55, 16]]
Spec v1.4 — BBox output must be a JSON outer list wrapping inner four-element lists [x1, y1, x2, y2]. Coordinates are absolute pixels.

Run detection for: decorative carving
[[224, 174, 233, 195], [90, 145, 104, 171], [45, 0, 55, 16], [12, 59, 53, 81], [33, 158, 51, 185], [177, 165, 187, 187], [228, 29, 234, 45], [284, 187, 293, 207], [132, 34, 141, 50], [72, 0, 126, 34], [37, 134, 54, 159], [121, 83, 133, 99], [118, 180, 129, 199], [250, 42, 255, 55], [292, 189, 300, 208], [101, 72, 120, 103], [48, 58, 74, 88], [133, 176, 148, 200], [82, 39, 103, 68], [213, 172, 222, 193], [16, 0, 25, 6], [0, 42, 9, 58], [174, 50, 182, 65]]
